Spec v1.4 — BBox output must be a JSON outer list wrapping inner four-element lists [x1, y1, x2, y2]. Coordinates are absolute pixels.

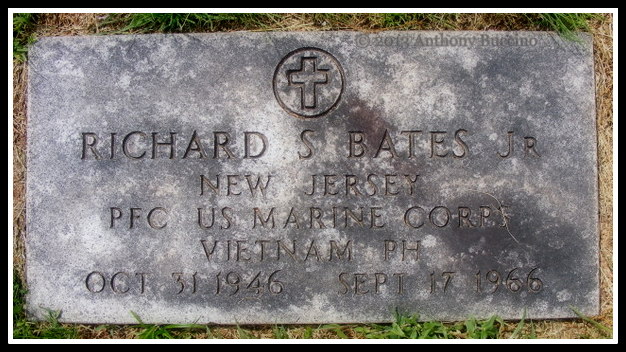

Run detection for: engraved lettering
[[400, 130, 422, 158], [253, 208, 275, 229], [130, 207, 142, 229], [86, 271, 145, 294], [85, 271, 106, 293], [329, 240, 352, 261], [151, 132, 176, 159], [524, 136, 540, 157], [384, 240, 396, 261], [310, 207, 325, 228], [244, 132, 267, 159], [486, 270, 501, 293], [480, 206, 491, 227], [111, 271, 130, 294], [200, 240, 218, 262], [298, 129, 315, 159], [225, 272, 240, 295], [246, 272, 262, 294], [458, 206, 476, 228], [429, 206, 451, 227], [267, 270, 284, 294], [401, 240, 419, 261], [527, 268, 543, 292], [213, 132, 235, 159], [236, 240, 251, 262], [476, 268, 543, 294], [147, 207, 168, 229], [304, 174, 316, 196], [200, 174, 219, 196], [244, 175, 271, 197], [453, 129, 469, 158], [324, 174, 339, 196], [384, 174, 399, 195], [404, 206, 425, 228], [110, 132, 116, 159], [344, 207, 364, 227], [222, 207, 232, 229], [256, 240, 269, 261], [304, 240, 321, 261], [197, 208, 216, 229], [393, 273, 405, 294], [110, 207, 122, 228], [136, 272, 146, 294], [81, 132, 101, 160], [506, 268, 522, 292], [374, 129, 399, 158], [122, 131, 147, 159], [81, 130, 269, 160], [183, 130, 207, 159], [110, 207, 168, 229], [430, 131, 448, 158], [172, 272, 185, 294], [338, 272, 350, 294], [283, 207, 301, 229], [374, 273, 387, 293], [430, 271, 455, 293], [226, 174, 241, 196], [404, 175, 419, 195], [345, 175, 361, 196], [497, 131, 514, 158], [277, 240, 297, 261], [354, 273, 369, 295], [199, 239, 355, 263], [365, 174, 378, 196], [442, 272, 454, 293], [349, 131, 367, 158], [370, 207, 385, 228]]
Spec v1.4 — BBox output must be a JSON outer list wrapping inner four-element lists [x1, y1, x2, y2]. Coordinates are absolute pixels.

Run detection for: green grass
[[377, 13, 601, 38], [319, 324, 351, 338], [102, 13, 602, 42], [571, 307, 612, 338], [13, 272, 80, 338], [272, 325, 290, 339], [354, 312, 503, 339], [13, 272, 32, 338], [510, 309, 528, 339], [130, 311, 208, 339], [13, 13, 38, 62], [528, 13, 602, 40], [104, 13, 281, 33], [13, 269, 611, 339], [10, 12, 603, 62], [12, 11, 610, 339], [380, 13, 461, 29]]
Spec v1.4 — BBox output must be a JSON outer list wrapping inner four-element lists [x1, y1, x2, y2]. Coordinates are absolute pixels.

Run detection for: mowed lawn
[[12, 12, 613, 340]]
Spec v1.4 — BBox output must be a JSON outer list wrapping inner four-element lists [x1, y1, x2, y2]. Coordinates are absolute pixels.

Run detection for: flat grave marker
[[26, 31, 599, 324]]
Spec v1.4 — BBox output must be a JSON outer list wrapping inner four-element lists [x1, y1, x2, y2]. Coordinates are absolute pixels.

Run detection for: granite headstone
[[25, 31, 599, 324]]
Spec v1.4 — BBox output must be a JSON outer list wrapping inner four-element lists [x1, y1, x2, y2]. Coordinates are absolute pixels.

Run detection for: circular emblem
[[273, 47, 344, 118]]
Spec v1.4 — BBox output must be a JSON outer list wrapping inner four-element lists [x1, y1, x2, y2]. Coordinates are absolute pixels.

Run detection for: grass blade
[[529, 320, 537, 339], [320, 324, 349, 338], [236, 324, 256, 339], [510, 309, 526, 339], [570, 307, 612, 337], [129, 311, 145, 325]]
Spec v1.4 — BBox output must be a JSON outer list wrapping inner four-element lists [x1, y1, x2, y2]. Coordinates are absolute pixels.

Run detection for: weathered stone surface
[[26, 31, 599, 324]]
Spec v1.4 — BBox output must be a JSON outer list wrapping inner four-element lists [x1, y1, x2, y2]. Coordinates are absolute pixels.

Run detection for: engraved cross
[[288, 57, 329, 109]]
